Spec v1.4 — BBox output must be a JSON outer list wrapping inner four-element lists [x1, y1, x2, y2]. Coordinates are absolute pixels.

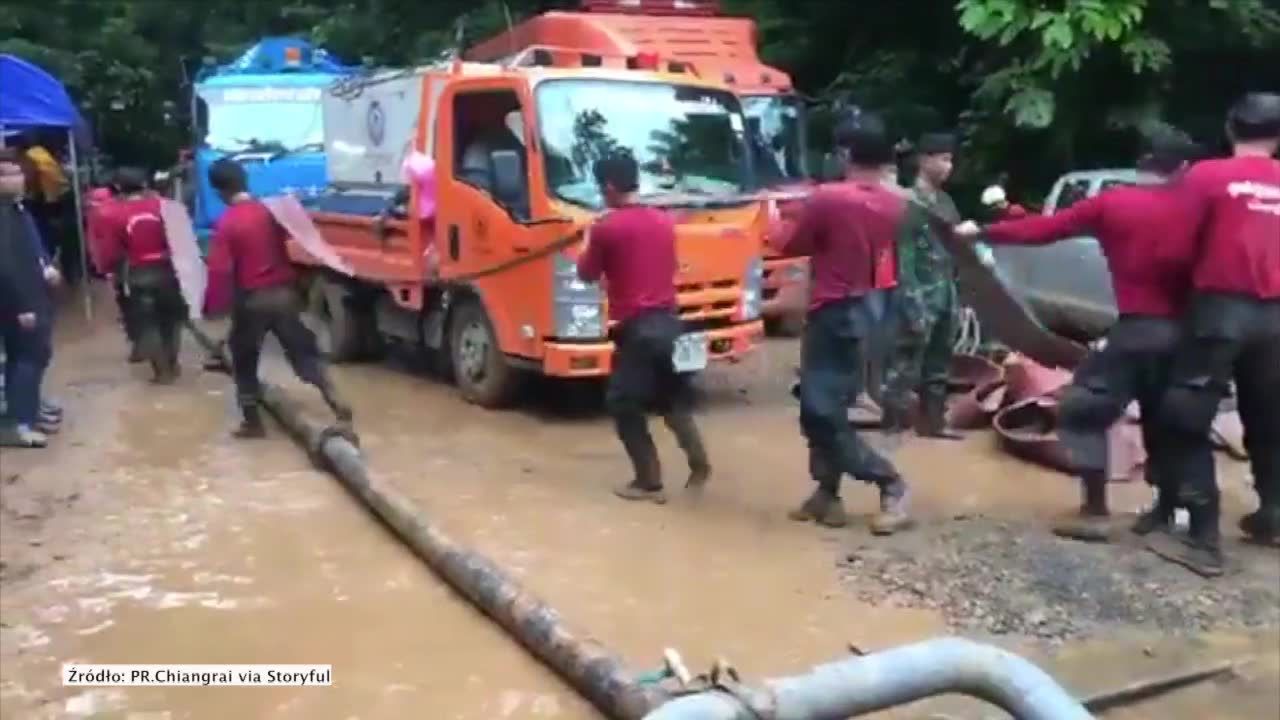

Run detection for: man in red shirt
[[97, 168, 188, 383], [577, 152, 709, 503], [204, 159, 352, 438], [957, 131, 1203, 545], [772, 111, 913, 534], [1151, 93, 1280, 571]]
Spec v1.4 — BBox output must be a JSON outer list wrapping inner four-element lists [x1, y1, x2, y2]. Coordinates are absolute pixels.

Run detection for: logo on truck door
[[366, 100, 386, 147]]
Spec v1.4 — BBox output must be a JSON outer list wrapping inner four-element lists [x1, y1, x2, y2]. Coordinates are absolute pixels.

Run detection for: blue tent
[[0, 53, 94, 319], [0, 54, 90, 141]]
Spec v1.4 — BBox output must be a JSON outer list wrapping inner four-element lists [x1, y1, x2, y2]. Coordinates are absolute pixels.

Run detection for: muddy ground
[[2, 288, 1278, 719]]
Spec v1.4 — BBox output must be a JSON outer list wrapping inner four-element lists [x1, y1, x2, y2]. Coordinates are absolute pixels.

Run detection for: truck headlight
[[740, 256, 763, 321], [553, 252, 605, 338]]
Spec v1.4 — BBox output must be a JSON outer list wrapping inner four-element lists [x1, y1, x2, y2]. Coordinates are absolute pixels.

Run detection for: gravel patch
[[840, 517, 1280, 642]]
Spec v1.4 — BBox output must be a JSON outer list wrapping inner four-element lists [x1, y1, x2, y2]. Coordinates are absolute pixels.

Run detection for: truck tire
[[305, 276, 363, 363], [449, 299, 522, 408], [765, 311, 805, 338]]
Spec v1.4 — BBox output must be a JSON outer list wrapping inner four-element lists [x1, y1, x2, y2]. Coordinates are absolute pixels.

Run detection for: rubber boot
[[870, 477, 914, 535], [233, 405, 267, 439], [1149, 499, 1225, 578], [879, 400, 911, 434], [128, 344, 145, 363], [918, 392, 962, 440], [788, 487, 848, 528], [1131, 491, 1177, 536], [1052, 472, 1113, 542], [613, 414, 666, 504], [663, 411, 710, 489]]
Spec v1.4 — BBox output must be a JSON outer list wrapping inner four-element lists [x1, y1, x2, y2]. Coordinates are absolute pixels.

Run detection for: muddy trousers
[[228, 285, 347, 418], [1161, 294, 1280, 525], [799, 298, 901, 496], [113, 276, 140, 345], [127, 263, 187, 380], [1058, 316, 1182, 513], [606, 310, 707, 488]]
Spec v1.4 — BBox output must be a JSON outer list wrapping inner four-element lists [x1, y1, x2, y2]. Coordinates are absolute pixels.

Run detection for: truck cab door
[[432, 77, 562, 281]]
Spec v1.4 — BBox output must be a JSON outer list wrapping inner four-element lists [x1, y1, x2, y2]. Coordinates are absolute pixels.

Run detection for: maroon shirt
[[1180, 155, 1280, 299], [576, 205, 678, 324], [774, 180, 905, 310], [97, 195, 170, 271], [204, 200, 297, 315], [984, 184, 1201, 318]]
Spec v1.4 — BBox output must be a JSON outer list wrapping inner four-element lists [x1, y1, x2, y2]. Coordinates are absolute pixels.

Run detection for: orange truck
[[468, 0, 812, 335], [290, 51, 765, 407]]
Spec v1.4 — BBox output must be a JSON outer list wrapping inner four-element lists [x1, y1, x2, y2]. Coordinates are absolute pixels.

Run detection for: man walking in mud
[[203, 159, 353, 439], [956, 130, 1204, 545], [881, 133, 964, 440], [773, 111, 913, 534], [577, 151, 710, 503], [95, 168, 188, 384], [1148, 93, 1280, 574]]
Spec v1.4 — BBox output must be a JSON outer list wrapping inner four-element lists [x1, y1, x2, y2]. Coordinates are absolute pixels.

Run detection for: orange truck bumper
[[541, 320, 765, 378], [762, 256, 809, 319]]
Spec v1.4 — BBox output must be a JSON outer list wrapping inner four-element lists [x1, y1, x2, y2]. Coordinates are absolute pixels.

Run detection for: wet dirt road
[[3, 296, 1277, 719]]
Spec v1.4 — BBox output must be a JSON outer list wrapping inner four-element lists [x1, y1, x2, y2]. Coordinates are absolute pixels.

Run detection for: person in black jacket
[[0, 149, 57, 447]]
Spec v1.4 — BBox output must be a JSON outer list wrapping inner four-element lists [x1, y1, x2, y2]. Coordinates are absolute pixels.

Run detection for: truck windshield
[[199, 86, 325, 154], [536, 79, 750, 209], [742, 94, 807, 185]]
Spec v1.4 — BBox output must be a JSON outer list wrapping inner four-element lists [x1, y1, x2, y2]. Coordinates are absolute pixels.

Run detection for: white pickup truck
[[989, 169, 1159, 339]]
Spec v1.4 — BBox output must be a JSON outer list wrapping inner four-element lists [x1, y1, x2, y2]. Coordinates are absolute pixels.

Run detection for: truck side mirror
[[489, 149, 525, 206]]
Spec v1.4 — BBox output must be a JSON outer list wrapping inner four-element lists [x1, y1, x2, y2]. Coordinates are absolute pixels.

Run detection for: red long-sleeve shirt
[[1180, 155, 1280, 299], [576, 205, 678, 324], [773, 181, 904, 310], [983, 184, 1200, 317], [96, 195, 170, 272], [203, 199, 297, 315]]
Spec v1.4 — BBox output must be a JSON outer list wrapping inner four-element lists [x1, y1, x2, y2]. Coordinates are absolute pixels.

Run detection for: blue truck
[[187, 37, 354, 244]]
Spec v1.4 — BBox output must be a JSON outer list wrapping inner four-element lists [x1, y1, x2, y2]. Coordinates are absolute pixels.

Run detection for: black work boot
[[918, 392, 963, 441], [870, 477, 914, 535], [1053, 472, 1114, 542], [1149, 501, 1225, 578], [663, 411, 710, 489], [788, 487, 848, 528], [1132, 492, 1177, 536], [233, 406, 267, 439], [1239, 505, 1280, 546]]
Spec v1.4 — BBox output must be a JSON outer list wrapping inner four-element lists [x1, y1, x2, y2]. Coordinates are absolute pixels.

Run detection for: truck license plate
[[672, 333, 709, 373]]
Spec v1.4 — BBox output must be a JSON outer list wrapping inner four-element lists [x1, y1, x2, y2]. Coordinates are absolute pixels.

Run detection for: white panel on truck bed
[[323, 69, 426, 187]]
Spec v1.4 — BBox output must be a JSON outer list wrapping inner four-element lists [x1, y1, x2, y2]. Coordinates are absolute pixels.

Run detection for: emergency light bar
[[579, 0, 720, 17]]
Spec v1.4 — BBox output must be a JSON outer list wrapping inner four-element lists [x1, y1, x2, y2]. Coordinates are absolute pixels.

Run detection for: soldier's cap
[[1138, 126, 1204, 173], [917, 132, 957, 156], [834, 111, 893, 166], [1228, 92, 1280, 140]]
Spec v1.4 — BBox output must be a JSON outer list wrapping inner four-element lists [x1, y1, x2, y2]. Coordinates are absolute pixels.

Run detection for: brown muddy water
[[2, 295, 1276, 719]]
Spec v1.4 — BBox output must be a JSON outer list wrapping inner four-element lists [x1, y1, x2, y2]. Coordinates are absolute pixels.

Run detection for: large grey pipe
[[189, 328, 666, 719], [644, 637, 1092, 720]]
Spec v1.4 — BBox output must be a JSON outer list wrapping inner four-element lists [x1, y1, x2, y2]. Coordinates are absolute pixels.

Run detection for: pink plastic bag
[[402, 151, 437, 220]]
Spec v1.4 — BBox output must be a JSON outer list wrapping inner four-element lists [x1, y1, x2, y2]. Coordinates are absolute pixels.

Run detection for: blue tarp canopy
[[0, 54, 90, 143]]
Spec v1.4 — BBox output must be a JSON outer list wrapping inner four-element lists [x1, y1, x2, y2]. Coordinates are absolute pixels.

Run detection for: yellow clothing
[[25, 146, 69, 202]]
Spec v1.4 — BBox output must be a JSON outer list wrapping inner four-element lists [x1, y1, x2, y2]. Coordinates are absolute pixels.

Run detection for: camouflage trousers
[[882, 286, 956, 411]]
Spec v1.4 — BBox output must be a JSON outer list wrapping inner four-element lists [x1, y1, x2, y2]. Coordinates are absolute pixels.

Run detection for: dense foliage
[[3, 0, 1277, 203]]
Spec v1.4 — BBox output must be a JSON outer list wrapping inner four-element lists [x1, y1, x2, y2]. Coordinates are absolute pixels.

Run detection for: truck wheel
[[305, 277, 363, 362], [449, 299, 522, 408], [765, 312, 805, 338]]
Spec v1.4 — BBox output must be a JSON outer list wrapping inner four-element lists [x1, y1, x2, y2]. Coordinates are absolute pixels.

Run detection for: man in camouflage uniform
[[881, 133, 963, 440]]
